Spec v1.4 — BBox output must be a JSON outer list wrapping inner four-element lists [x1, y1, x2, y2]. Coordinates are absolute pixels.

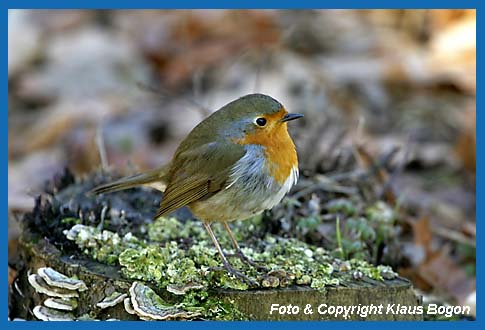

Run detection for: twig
[[97, 205, 108, 231], [95, 125, 108, 170], [431, 226, 476, 248], [291, 176, 357, 199], [354, 143, 398, 206]]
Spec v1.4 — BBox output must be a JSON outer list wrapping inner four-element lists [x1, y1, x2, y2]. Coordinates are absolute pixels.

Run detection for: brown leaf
[[141, 10, 281, 88], [411, 216, 432, 256], [418, 246, 476, 304], [8, 266, 17, 286], [454, 105, 476, 173], [397, 266, 433, 291]]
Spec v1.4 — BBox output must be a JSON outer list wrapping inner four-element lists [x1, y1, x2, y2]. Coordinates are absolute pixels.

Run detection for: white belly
[[189, 144, 298, 222]]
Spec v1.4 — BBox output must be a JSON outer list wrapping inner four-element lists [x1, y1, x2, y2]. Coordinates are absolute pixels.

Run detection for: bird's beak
[[281, 113, 304, 122]]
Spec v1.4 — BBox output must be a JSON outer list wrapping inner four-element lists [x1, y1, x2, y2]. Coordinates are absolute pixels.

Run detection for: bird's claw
[[224, 264, 259, 287], [209, 264, 259, 287], [226, 250, 270, 272]]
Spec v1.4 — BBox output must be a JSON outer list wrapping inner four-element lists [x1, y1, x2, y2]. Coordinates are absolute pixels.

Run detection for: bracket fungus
[[44, 297, 78, 311], [28, 267, 87, 320], [96, 292, 128, 309], [32, 306, 74, 321], [166, 282, 205, 295], [28, 274, 79, 298], [124, 297, 136, 315], [129, 282, 201, 320], [38, 267, 87, 292]]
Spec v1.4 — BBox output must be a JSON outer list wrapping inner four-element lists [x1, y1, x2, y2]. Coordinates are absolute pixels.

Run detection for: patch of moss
[[65, 217, 398, 319], [119, 246, 167, 283], [366, 201, 395, 224], [326, 198, 359, 216], [179, 291, 247, 320], [319, 200, 400, 262], [64, 224, 144, 265], [66, 217, 395, 288], [60, 217, 81, 226], [148, 217, 204, 242]]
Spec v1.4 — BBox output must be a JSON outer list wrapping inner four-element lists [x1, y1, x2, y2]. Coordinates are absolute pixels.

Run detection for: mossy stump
[[13, 229, 422, 321], [12, 171, 422, 321]]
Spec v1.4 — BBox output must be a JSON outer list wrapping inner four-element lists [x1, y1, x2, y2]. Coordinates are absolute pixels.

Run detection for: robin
[[91, 94, 303, 285]]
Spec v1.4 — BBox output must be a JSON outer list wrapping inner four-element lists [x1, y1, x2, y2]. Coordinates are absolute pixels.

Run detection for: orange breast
[[234, 110, 298, 184]]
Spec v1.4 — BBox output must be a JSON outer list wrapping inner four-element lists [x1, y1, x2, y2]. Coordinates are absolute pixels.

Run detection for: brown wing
[[154, 142, 246, 219]]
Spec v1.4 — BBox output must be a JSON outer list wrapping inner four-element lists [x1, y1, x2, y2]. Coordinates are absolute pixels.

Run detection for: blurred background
[[8, 9, 475, 316]]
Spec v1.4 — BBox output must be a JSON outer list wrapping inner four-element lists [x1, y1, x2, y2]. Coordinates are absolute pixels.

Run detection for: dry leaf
[[418, 246, 476, 305]]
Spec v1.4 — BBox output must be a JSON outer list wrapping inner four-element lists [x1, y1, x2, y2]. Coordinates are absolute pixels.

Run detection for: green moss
[[60, 217, 81, 226], [296, 216, 321, 233], [65, 217, 398, 319], [366, 201, 395, 224], [326, 198, 359, 216], [66, 218, 396, 288], [148, 217, 205, 242], [319, 199, 400, 263], [64, 224, 143, 265], [202, 298, 247, 320], [119, 246, 166, 283], [180, 291, 247, 320]]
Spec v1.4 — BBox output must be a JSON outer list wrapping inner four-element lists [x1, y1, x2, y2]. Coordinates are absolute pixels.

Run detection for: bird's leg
[[223, 222, 269, 272], [202, 222, 258, 287]]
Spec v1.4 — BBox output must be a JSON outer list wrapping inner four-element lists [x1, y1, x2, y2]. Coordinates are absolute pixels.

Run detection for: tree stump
[[12, 229, 422, 321], [10, 171, 422, 321]]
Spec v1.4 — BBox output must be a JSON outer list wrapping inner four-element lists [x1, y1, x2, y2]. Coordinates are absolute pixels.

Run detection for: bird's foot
[[224, 262, 259, 287], [227, 249, 270, 272], [209, 263, 259, 287]]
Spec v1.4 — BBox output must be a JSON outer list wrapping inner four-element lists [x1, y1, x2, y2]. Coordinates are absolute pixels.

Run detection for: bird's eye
[[255, 117, 267, 127]]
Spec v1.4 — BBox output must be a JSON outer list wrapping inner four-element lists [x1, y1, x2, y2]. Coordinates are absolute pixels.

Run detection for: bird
[[91, 93, 303, 285]]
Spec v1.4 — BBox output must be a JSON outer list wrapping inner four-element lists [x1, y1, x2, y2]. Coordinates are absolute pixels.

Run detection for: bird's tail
[[90, 164, 170, 195]]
